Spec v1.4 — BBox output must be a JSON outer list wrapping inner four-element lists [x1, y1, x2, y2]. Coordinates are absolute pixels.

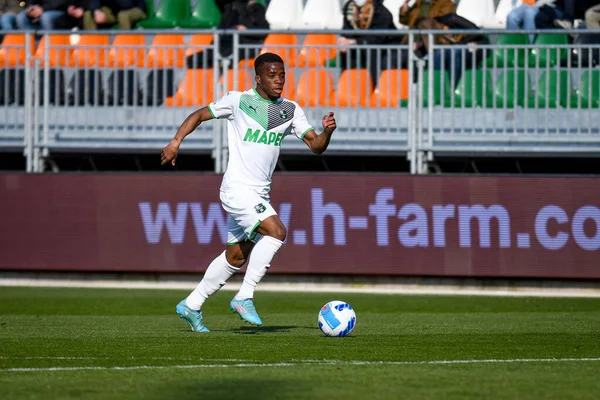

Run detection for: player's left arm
[[302, 112, 337, 155]]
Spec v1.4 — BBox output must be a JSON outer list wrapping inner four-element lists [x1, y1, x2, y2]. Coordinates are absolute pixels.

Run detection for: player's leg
[[176, 217, 254, 333], [223, 190, 285, 325]]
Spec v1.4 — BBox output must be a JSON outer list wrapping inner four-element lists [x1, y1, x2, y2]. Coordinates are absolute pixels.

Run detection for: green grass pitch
[[1, 286, 599, 399]]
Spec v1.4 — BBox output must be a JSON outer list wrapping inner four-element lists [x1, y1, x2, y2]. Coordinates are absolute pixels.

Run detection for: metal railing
[[0, 28, 599, 173]]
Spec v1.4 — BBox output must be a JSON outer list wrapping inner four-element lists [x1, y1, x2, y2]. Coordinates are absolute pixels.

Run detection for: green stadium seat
[[487, 34, 529, 68], [137, 0, 191, 29], [145, 0, 154, 16], [420, 70, 452, 107], [534, 70, 577, 108], [494, 70, 534, 108], [179, 0, 222, 29], [529, 33, 568, 67], [454, 69, 494, 108], [577, 70, 600, 108]]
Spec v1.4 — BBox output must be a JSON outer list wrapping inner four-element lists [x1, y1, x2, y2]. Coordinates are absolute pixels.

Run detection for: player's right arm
[[161, 107, 214, 166]]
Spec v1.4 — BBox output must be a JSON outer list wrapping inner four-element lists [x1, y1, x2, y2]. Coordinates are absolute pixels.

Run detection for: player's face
[[257, 62, 285, 99]]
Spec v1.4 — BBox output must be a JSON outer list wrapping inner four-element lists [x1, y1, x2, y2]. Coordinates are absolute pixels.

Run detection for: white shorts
[[220, 188, 277, 244]]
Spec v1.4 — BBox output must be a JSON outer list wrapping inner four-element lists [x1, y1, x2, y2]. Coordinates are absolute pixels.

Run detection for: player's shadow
[[151, 378, 311, 400], [231, 325, 295, 335]]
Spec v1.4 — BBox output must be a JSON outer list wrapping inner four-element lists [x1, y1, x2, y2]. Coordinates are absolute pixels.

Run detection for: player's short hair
[[254, 52, 284, 75]]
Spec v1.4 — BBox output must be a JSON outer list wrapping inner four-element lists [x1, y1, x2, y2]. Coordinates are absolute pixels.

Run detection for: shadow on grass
[[231, 325, 296, 334], [150, 378, 311, 400]]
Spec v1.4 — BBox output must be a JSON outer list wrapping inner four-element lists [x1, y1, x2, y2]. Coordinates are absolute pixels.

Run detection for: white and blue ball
[[318, 300, 356, 337]]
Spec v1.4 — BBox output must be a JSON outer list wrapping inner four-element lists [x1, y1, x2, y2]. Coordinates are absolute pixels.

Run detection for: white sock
[[186, 251, 239, 310], [236, 236, 283, 300]]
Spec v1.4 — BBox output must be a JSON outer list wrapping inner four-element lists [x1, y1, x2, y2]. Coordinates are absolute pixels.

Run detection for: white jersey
[[208, 89, 314, 197]]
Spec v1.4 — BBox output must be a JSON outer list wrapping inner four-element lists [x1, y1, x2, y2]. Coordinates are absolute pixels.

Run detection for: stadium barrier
[[1, 173, 599, 278], [0, 29, 599, 173]]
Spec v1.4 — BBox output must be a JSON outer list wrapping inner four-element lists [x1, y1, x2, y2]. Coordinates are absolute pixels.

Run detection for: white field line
[[2, 358, 600, 373], [0, 357, 251, 362], [2, 278, 600, 298]]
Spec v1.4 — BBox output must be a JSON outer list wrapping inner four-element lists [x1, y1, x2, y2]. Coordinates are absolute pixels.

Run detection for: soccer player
[[160, 52, 337, 332]]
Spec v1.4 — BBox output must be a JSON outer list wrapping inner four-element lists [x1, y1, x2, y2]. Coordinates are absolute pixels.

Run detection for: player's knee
[[270, 224, 287, 242], [225, 247, 247, 267]]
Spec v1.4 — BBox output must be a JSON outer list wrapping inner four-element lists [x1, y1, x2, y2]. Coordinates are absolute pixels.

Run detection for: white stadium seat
[[384, 0, 407, 29], [456, 0, 496, 27], [266, 0, 304, 30], [302, 0, 344, 29], [482, 0, 523, 28]]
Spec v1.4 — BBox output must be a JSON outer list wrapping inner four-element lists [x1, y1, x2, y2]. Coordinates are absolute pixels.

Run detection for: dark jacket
[[26, 0, 79, 11], [0, 0, 25, 14], [217, 0, 269, 57], [341, 0, 401, 46], [85, 0, 146, 14]]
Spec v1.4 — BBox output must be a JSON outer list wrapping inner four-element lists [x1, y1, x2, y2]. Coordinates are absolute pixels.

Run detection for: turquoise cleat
[[230, 297, 263, 326], [175, 300, 210, 333]]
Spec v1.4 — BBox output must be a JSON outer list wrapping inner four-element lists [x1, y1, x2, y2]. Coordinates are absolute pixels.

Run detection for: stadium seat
[[165, 69, 214, 107], [530, 34, 568, 67], [454, 69, 494, 108], [179, 0, 221, 29], [259, 34, 298, 67], [108, 34, 145, 68], [487, 34, 529, 68], [297, 34, 337, 68], [534, 70, 577, 108], [494, 70, 534, 108], [577, 70, 600, 109], [384, 0, 406, 29], [301, 0, 344, 29], [421, 70, 452, 107], [219, 68, 253, 92], [266, 0, 304, 29], [296, 69, 336, 107], [0, 34, 34, 67], [369, 69, 409, 108], [137, 0, 191, 29], [337, 69, 373, 107], [456, 0, 495, 27], [281, 69, 296, 101], [146, 34, 185, 69], [71, 34, 110, 68], [185, 34, 214, 63], [482, 0, 515, 28], [35, 34, 71, 68]]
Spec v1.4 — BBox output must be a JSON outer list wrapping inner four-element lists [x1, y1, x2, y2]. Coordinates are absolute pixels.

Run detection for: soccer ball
[[318, 300, 356, 337]]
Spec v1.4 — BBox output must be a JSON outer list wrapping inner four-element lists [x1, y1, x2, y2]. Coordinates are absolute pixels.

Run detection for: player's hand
[[161, 139, 180, 166], [322, 112, 336, 134]]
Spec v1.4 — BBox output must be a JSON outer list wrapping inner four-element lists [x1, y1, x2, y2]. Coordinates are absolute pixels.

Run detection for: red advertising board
[[0, 173, 599, 278]]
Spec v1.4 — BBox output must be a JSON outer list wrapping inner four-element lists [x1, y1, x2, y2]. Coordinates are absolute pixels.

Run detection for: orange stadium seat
[[259, 33, 298, 67], [337, 69, 373, 107], [185, 34, 213, 59], [219, 68, 253, 92], [281, 69, 296, 101], [71, 34, 110, 68], [370, 69, 409, 108], [34, 34, 71, 68], [0, 34, 35, 67], [145, 34, 185, 68], [296, 69, 336, 107], [165, 69, 214, 107], [108, 34, 145, 68], [297, 34, 337, 68]]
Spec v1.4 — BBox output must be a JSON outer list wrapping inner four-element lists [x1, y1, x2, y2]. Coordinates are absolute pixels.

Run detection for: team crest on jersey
[[279, 110, 288, 119], [254, 203, 266, 214]]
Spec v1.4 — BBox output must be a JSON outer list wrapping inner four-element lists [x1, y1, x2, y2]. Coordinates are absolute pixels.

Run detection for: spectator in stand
[[16, 1, 82, 30], [547, 0, 600, 30], [0, 0, 24, 31], [186, 0, 269, 69], [399, 0, 455, 40], [506, 0, 546, 43], [339, 0, 402, 86], [585, 2, 600, 28], [415, 13, 489, 86], [83, 0, 147, 30]]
